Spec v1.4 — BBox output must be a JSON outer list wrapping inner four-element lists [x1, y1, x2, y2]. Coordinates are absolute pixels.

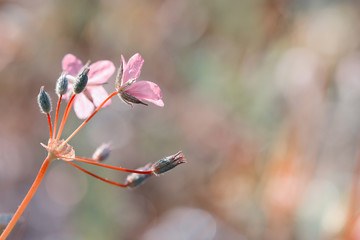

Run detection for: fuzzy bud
[[151, 151, 186, 175], [92, 143, 111, 162], [37, 86, 52, 113], [126, 164, 153, 188], [56, 73, 69, 96], [73, 68, 89, 94]]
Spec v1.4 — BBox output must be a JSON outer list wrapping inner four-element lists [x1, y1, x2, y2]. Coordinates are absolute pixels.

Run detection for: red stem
[[53, 95, 62, 139], [63, 156, 153, 174], [64, 161, 128, 188], [63, 91, 117, 145], [46, 113, 52, 139], [56, 94, 75, 140], [0, 157, 51, 240]]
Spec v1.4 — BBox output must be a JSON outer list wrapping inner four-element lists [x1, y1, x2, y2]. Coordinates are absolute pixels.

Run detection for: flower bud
[[56, 73, 69, 96], [92, 143, 111, 162], [126, 163, 153, 188], [151, 151, 186, 175], [37, 86, 52, 113], [73, 67, 89, 94]]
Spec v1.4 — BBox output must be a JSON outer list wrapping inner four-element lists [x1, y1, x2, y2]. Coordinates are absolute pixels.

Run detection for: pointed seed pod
[[119, 91, 148, 106], [115, 62, 123, 90], [126, 163, 153, 188], [37, 86, 52, 113], [151, 151, 186, 175], [92, 143, 111, 162], [56, 73, 69, 96], [73, 68, 89, 94]]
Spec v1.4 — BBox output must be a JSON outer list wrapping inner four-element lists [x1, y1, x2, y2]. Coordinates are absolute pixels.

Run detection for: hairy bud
[[37, 86, 52, 114], [151, 151, 186, 175], [73, 68, 89, 94], [56, 73, 69, 96], [92, 143, 111, 162], [126, 164, 153, 188]]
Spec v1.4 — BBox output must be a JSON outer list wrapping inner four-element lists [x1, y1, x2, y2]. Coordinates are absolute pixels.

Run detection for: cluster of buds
[[36, 53, 185, 188], [0, 53, 185, 240]]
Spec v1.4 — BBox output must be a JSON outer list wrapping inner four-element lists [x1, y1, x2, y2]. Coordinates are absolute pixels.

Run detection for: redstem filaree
[[0, 53, 185, 240]]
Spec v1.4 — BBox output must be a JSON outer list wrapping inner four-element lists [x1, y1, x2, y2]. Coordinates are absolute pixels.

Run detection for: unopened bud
[[151, 151, 186, 175], [56, 73, 69, 96], [37, 86, 52, 113], [92, 143, 111, 162], [73, 68, 89, 94], [126, 164, 153, 188]]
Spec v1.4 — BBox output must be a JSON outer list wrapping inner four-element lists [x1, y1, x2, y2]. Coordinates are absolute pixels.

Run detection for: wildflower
[[115, 53, 164, 107], [62, 54, 115, 119], [0, 52, 185, 240]]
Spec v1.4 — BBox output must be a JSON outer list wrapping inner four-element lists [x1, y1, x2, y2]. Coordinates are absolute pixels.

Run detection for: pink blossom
[[116, 53, 164, 107], [62, 54, 115, 119]]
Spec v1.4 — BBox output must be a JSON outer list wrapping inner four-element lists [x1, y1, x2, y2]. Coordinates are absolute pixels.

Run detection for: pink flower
[[116, 53, 164, 107], [62, 54, 115, 119]]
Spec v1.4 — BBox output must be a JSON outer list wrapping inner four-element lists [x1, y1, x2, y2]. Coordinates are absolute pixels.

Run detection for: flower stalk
[[0, 156, 51, 240], [0, 53, 184, 239]]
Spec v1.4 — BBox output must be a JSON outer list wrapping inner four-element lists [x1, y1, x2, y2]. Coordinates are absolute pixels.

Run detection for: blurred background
[[1, 0, 360, 239]]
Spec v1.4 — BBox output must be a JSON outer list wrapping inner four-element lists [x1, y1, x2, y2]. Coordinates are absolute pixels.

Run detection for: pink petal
[[88, 60, 115, 84], [73, 93, 94, 119], [62, 54, 83, 76], [122, 53, 144, 85], [126, 81, 164, 107], [87, 86, 112, 107]]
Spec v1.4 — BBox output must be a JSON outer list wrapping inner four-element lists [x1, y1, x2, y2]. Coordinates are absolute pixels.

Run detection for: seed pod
[[73, 68, 89, 94], [56, 73, 69, 96], [37, 86, 52, 113], [115, 62, 123, 90], [92, 143, 111, 162], [119, 91, 148, 106], [126, 164, 153, 188], [151, 151, 186, 175]]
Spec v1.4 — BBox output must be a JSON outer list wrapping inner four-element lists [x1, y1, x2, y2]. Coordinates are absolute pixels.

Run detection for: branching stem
[[53, 95, 62, 139], [63, 91, 117, 145], [63, 156, 153, 174], [64, 161, 128, 188], [56, 94, 75, 140]]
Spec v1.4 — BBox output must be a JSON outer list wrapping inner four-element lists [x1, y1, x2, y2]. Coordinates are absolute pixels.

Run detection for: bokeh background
[[1, 0, 360, 239]]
